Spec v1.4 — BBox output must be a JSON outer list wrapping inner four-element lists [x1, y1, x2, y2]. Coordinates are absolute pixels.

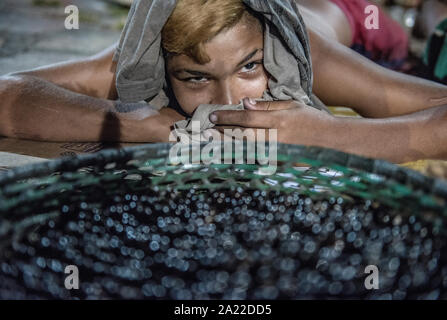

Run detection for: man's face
[[166, 19, 268, 115]]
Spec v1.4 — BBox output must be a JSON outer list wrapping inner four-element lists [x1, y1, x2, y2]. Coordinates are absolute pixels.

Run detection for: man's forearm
[[328, 105, 447, 163], [310, 30, 447, 119], [0, 75, 178, 143]]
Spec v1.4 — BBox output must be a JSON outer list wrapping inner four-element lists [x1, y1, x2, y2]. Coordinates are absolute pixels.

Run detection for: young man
[[0, 0, 447, 163]]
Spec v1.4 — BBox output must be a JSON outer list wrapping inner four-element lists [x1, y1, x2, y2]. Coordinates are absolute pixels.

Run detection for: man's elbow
[[417, 104, 447, 161], [435, 105, 447, 146], [0, 73, 32, 105], [0, 74, 30, 137], [1, 73, 21, 102]]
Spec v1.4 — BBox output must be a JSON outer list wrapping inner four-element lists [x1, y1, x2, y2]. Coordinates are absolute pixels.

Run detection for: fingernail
[[209, 113, 218, 123], [248, 98, 257, 105]]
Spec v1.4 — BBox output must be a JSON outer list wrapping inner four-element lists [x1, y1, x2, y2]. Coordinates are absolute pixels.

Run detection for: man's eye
[[245, 62, 256, 70], [186, 77, 207, 83], [242, 61, 261, 73]]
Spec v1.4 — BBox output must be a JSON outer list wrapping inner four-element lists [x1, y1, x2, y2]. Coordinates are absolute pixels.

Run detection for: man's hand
[[209, 98, 335, 146], [123, 106, 185, 143], [153, 108, 186, 142], [0, 73, 185, 143], [209, 98, 447, 163]]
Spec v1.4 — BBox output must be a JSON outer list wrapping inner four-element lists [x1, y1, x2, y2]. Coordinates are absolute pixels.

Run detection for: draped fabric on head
[[113, 0, 328, 112], [244, 0, 314, 105], [113, 0, 176, 107]]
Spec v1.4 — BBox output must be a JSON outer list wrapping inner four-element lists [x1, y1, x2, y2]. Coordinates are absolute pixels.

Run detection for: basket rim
[[0, 142, 446, 198]]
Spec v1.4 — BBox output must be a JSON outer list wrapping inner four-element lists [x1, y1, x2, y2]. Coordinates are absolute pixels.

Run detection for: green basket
[[0, 142, 446, 299]]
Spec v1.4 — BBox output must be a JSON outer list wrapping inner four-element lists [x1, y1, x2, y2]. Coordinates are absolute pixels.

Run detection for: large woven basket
[[0, 142, 446, 299]]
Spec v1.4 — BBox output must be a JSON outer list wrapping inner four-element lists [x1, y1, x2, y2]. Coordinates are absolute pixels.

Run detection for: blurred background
[[0, 0, 130, 75], [0, 0, 433, 75]]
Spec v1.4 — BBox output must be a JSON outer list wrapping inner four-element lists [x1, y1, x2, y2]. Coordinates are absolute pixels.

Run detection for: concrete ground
[[0, 0, 129, 75]]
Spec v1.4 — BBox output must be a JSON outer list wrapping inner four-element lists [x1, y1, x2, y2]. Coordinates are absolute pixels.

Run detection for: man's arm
[[0, 43, 183, 142], [10, 43, 119, 100], [308, 29, 447, 118], [211, 99, 447, 163], [329, 105, 447, 163]]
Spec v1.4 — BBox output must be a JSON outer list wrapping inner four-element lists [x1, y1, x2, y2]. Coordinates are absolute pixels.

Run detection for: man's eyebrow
[[236, 48, 263, 68], [173, 69, 212, 77], [173, 49, 263, 76]]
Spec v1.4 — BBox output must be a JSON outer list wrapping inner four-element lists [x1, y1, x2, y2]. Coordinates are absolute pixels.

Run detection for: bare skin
[[1, 0, 447, 163], [297, 0, 353, 46], [166, 15, 268, 115]]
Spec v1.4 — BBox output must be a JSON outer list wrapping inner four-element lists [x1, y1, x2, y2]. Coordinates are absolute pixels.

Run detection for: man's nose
[[213, 81, 239, 106]]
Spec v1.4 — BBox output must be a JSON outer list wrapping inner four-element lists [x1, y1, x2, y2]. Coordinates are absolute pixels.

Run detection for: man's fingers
[[215, 125, 239, 133], [209, 99, 307, 127], [242, 98, 300, 111], [215, 126, 269, 142], [210, 110, 278, 128]]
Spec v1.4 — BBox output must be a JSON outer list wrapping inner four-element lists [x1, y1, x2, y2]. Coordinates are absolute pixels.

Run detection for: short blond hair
[[162, 0, 262, 64]]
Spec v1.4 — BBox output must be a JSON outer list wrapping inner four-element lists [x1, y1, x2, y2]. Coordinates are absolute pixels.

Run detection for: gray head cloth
[[113, 0, 329, 134]]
